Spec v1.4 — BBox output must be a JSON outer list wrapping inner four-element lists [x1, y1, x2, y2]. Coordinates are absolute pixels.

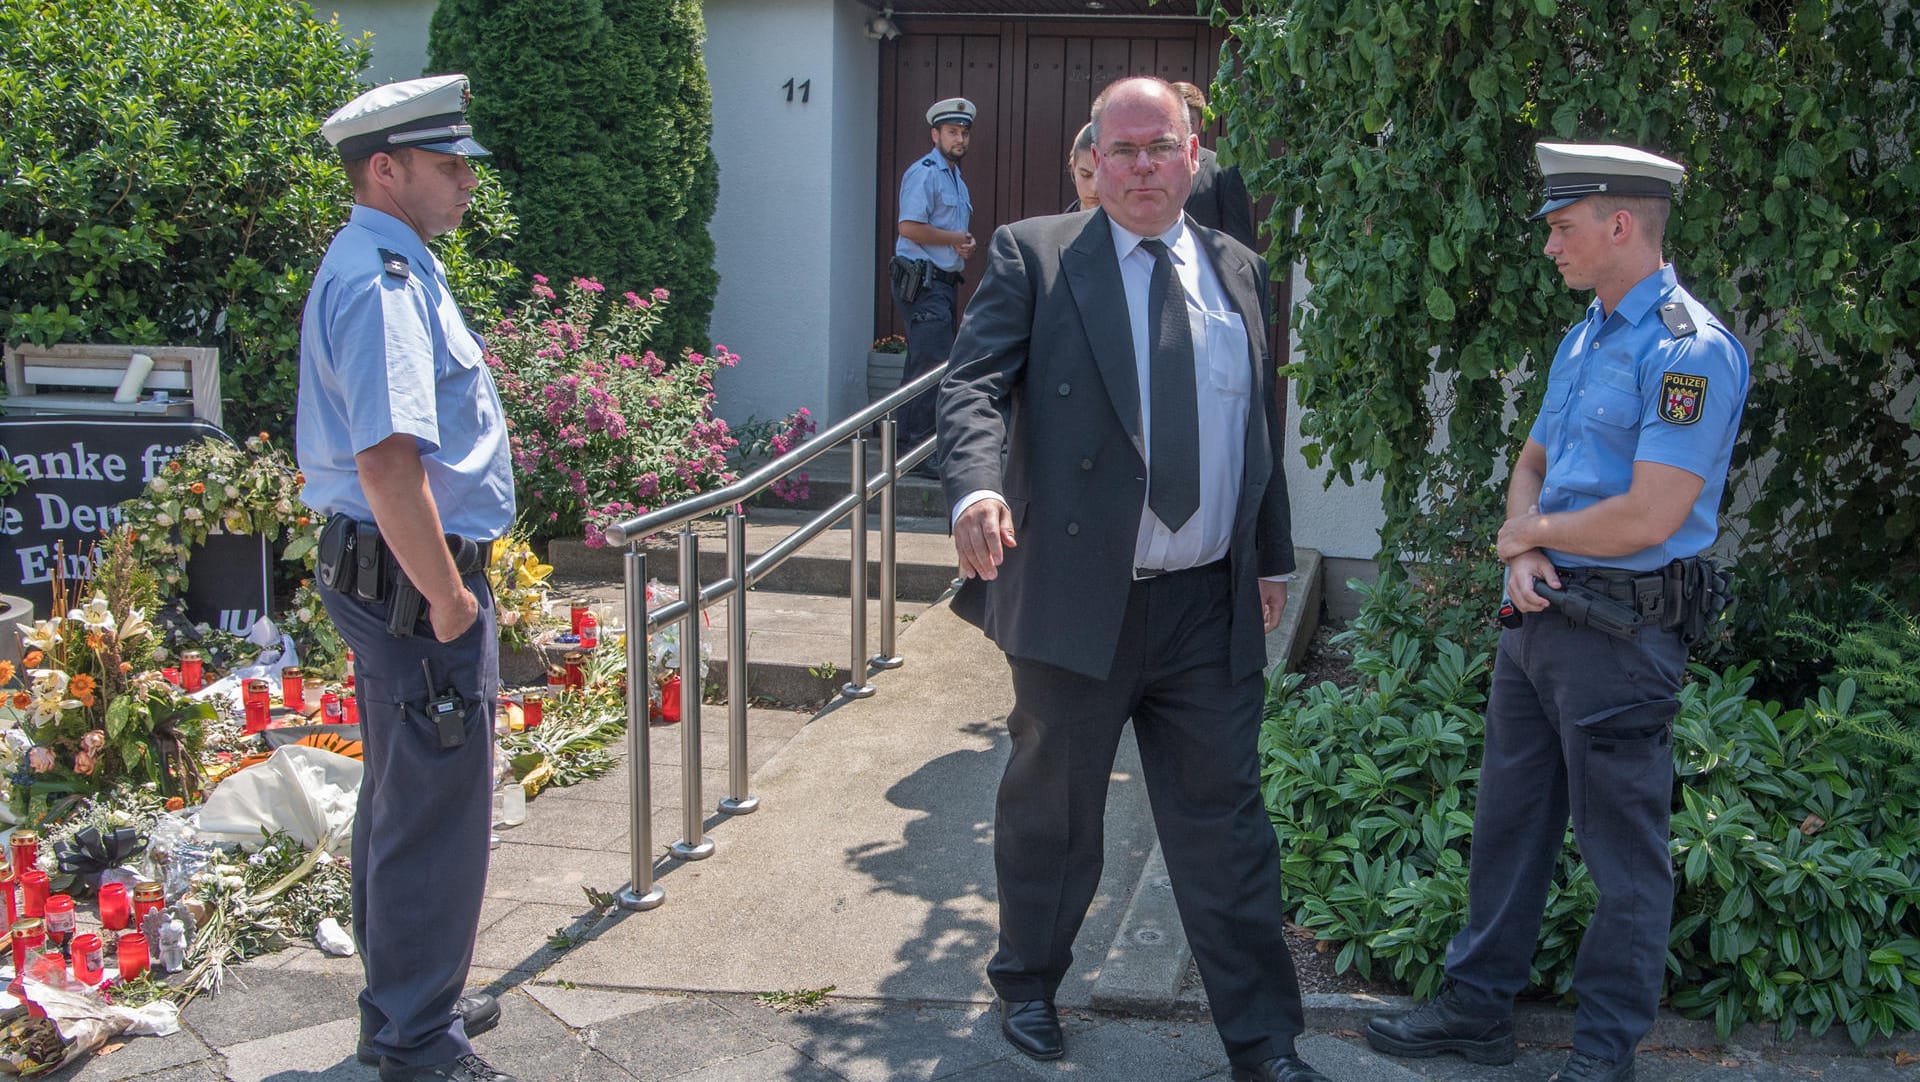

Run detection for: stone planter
[[868, 350, 907, 401], [0, 593, 31, 669]]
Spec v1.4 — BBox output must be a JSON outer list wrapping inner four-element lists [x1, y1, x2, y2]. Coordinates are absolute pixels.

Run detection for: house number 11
[[782, 78, 811, 103]]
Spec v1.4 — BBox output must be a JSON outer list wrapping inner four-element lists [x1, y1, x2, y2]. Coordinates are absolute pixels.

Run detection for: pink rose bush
[[486, 278, 811, 545]]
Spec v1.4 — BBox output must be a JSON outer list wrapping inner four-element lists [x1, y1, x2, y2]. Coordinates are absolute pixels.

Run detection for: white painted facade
[[316, 0, 1390, 561]]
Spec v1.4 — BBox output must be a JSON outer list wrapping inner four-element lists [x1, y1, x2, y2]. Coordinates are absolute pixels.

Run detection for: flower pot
[[868, 350, 908, 401], [0, 594, 31, 669]]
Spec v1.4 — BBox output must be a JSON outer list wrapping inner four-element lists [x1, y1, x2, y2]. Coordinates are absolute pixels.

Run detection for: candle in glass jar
[[244, 678, 272, 733], [280, 667, 304, 709], [19, 871, 48, 919], [579, 614, 599, 650], [70, 933, 103, 984], [520, 689, 544, 730], [131, 882, 164, 927], [9, 831, 37, 878], [42, 894, 73, 955], [343, 693, 359, 726], [116, 931, 149, 980], [181, 649, 205, 692], [569, 601, 588, 636], [97, 882, 130, 931], [11, 918, 43, 979], [0, 857, 13, 928], [563, 651, 585, 690]]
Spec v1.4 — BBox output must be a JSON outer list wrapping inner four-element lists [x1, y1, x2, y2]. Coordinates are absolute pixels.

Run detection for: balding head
[[1088, 76, 1198, 236], [1089, 76, 1191, 145]]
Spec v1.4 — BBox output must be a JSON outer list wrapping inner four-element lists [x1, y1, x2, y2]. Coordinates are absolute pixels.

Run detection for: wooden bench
[[2, 343, 221, 429]]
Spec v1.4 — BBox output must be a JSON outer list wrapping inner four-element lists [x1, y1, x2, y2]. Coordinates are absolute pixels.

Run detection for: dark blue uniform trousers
[[1444, 612, 1687, 1062], [892, 275, 958, 455], [320, 572, 497, 1067], [988, 563, 1305, 1069]]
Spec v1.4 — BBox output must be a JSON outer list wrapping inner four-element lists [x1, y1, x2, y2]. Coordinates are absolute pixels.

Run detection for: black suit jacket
[[936, 208, 1294, 683], [1186, 147, 1257, 251]]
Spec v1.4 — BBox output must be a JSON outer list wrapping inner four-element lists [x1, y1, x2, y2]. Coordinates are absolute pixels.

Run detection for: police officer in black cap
[[1366, 143, 1750, 1082]]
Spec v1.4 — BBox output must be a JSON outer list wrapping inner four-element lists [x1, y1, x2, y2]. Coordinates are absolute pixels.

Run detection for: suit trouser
[[319, 573, 498, 1067], [987, 561, 1304, 1068], [1443, 614, 1686, 1062], [892, 276, 958, 455]]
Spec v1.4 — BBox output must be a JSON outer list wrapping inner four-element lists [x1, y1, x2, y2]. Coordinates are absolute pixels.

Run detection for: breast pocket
[[1203, 310, 1251, 397]]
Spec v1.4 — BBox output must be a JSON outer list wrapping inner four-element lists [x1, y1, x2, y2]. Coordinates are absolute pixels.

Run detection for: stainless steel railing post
[[842, 435, 877, 699], [872, 418, 904, 671], [670, 526, 715, 859], [719, 509, 757, 814], [617, 547, 664, 911]]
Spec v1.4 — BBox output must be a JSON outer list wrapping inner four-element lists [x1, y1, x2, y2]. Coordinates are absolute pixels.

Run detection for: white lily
[[119, 606, 152, 642], [69, 595, 116, 634], [21, 621, 61, 652]]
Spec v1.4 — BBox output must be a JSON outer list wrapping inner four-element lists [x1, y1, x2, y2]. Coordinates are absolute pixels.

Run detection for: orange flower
[[119, 661, 132, 673], [190, 482, 206, 494], [296, 516, 311, 527], [86, 633, 104, 651], [75, 691, 95, 707], [21, 651, 41, 668], [9, 692, 28, 710], [165, 797, 185, 812], [0, 661, 13, 685], [69, 674, 95, 697], [167, 460, 183, 473]]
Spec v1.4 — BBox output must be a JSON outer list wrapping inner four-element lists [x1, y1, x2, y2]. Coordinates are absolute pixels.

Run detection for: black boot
[[1364, 983, 1516, 1065]]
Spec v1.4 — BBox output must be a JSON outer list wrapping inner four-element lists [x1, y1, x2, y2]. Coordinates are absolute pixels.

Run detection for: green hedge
[[429, 0, 721, 358], [1264, 579, 1920, 1044], [0, 0, 521, 438]]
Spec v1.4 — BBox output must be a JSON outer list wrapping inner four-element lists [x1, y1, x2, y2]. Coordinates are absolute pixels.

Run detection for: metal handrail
[[612, 361, 946, 912]]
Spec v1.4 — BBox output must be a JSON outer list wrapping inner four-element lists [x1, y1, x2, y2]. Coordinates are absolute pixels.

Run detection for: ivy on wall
[[1209, 0, 1920, 623]]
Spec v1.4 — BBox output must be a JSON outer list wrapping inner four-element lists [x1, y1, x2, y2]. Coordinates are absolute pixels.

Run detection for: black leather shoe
[[998, 998, 1063, 1060], [378, 1053, 517, 1082], [358, 994, 503, 1066], [1549, 1050, 1636, 1081], [1230, 1054, 1331, 1082], [1365, 984, 1516, 1065]]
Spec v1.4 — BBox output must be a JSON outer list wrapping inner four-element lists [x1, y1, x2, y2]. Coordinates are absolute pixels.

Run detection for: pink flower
[[28, 746, 53, 772], [652, 287, 670, 300], [80, 729, 105, 753], [573, 278, 605, 293], [73, 750, 95, 776], [533, 274, 549, 285], [624, 291, 645, 309]]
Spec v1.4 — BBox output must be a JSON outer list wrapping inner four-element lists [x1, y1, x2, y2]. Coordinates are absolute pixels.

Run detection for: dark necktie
[[1138, 238, 1199, 532]]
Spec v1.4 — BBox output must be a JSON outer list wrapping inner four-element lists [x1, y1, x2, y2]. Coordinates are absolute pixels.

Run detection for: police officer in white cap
[[1367, 142, 1749, 1082], [888, 96, 977, 476], [296, 73, 516, 1082]]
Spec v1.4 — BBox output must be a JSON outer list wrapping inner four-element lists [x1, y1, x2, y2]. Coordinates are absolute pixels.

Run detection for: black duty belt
[[927, 266, 963, 286], [315, 514, 495, 637], [1528, 558, 1733, 644]]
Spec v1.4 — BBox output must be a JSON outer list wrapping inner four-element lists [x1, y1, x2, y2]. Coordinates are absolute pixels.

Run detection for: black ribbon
[[54, 825, 145, 881]]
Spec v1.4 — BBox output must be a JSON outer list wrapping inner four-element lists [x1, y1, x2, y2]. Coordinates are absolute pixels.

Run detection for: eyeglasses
[[1100, 140, 1185, 166]]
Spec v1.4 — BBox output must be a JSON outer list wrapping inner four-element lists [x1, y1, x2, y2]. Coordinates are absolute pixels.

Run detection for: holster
[[1661, 556, 1733, 643], [889, 255, 925, 304], [316, 513, 490, 639], [1534, 579, 1645, 642]]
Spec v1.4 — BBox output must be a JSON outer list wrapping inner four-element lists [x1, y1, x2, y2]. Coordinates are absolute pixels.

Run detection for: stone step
[[505, 585, 939, 709], [545, 510, 958, 604]]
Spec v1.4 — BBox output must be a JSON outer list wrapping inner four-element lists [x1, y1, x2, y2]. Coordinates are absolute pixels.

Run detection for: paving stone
[[1294, 1032, 1422, 1081], [1002, 1012, 1215, 1080], [662, 1045, 849, 1081], [484, 843, 645, 907], [587, 999, 778, 1081], [931, 1062, 1036, 1082], [178, 964, 362, 1049], [64, 1031, 216, 1082], [219, 1016, 367, 1081], [521, 984, 684, 1029], [460, 989, 629, 1082], [470, 901, 599, 975], [716, 999, 1009, 1082]]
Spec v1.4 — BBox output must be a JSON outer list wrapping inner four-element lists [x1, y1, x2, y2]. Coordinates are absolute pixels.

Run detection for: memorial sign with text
[[0, 417, 269, 632]]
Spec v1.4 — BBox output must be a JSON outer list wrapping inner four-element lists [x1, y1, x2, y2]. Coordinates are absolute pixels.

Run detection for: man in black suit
[[1171, 81, 1258, 249], [936, 76, 1325, 1082]]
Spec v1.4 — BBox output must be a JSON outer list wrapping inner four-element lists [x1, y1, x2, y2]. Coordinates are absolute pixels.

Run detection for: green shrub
[[1264, 580, 1920, 1043], [428, 0, 721, 357], [0, 0, 523, 439]]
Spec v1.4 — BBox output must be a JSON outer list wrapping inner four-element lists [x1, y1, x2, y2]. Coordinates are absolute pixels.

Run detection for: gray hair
[[1087, 76, 1190, 145]]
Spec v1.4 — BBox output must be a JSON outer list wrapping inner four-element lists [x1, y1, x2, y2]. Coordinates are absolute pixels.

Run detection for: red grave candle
[[19, 871, 48, 919], [0, 858, 14, 928], [70, 933, 103, 984], [130, 882, 163, 928], [280, 667, 304, 710], [97, 883, 130, 931], [180, 650, 205, 692], [244, 679, 272, 733], [41, 894, 72, 954], [116, 931, 149, 980], [9, 831, 37, 878]]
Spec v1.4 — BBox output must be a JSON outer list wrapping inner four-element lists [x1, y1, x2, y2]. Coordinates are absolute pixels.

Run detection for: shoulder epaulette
[[921, 157, 938, 168], [1658, 301, 1696, 338], [377, 248, 410, 281]]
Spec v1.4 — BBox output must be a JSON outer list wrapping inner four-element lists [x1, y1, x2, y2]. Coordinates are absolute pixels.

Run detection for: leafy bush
[[1211, 0, 1920, 628], [1264, 579, 1920, 1043], [428, 0, 721, 357], [0, 0, 523, 438], [484, 277, 805, 544]]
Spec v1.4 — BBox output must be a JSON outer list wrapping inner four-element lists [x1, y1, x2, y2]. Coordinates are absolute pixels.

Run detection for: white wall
[[320, 0, 437, 83], [705, 0, 878, 428], [1281, 261, 1388, 560]]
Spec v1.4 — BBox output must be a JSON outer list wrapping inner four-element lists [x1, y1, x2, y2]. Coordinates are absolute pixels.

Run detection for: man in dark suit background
[[1171, 81, 1258, 249], [935, 76, 1325, 1082]]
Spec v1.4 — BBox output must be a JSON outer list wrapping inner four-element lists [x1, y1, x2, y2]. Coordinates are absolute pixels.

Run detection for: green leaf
[[1424, 286, 1457, 322]]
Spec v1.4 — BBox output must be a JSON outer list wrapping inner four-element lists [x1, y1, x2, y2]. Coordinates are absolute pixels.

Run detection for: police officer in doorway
[[297, 74, 516, 1082], [889, 96, 976, 477], [1366, 143, 1750, 1082]]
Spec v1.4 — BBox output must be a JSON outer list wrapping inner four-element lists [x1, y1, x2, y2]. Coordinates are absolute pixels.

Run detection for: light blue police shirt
[[894, 150, 972, 272], [1530, 264, 1749, 571], [297, 205, 516, 541]]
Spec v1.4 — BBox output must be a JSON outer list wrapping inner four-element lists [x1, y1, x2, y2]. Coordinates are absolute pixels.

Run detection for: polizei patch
[[1659, 372, 1707, 425]]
